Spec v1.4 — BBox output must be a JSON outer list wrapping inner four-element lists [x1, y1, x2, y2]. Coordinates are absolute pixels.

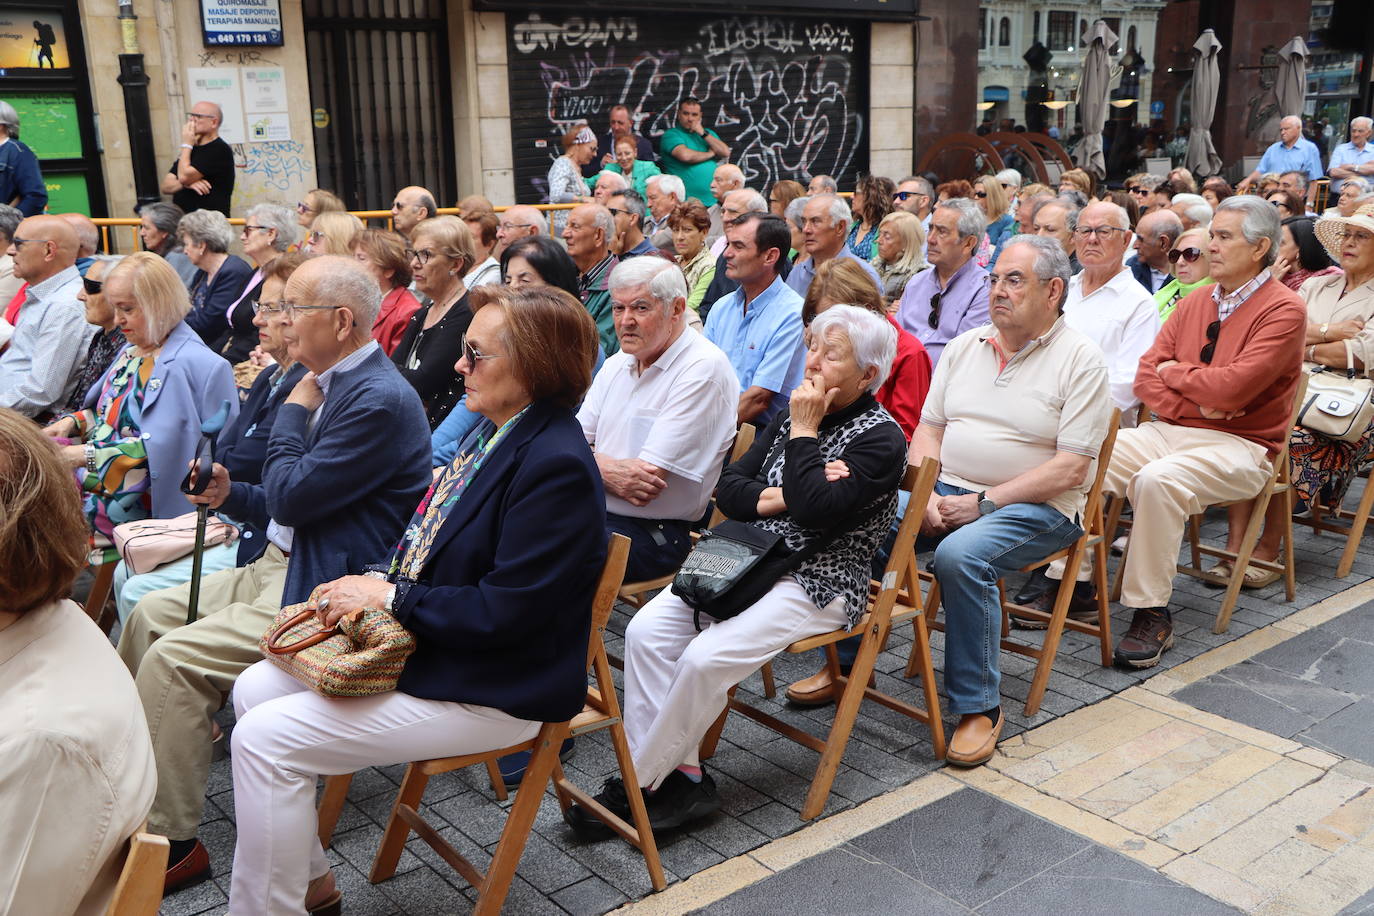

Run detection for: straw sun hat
[[1315, 202, 1374, 262]]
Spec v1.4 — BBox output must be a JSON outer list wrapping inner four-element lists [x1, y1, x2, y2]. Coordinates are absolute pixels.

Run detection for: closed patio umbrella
[[1074, 19, 1117, 182], [1275, 36, 1309, 125], [1185, 30, 1224, 178]]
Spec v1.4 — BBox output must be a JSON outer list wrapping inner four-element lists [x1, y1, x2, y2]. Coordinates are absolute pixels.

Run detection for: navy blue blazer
[[1125, 255, 1158, 294], [221, 347, 432, 605], [391, 400, 607, 724]]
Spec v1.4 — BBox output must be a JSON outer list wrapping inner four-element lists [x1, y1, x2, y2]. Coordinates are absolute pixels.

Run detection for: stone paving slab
[[159, 505, 1374, 915]]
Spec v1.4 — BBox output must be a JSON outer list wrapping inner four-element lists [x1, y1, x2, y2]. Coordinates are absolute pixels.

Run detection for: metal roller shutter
[[506, 11, 869, 205]]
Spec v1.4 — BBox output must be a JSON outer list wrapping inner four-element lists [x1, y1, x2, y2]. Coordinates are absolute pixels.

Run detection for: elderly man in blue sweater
[[116, 255, 432, 894]]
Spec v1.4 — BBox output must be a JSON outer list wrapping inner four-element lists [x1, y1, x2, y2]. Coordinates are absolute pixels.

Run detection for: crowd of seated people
[[10, 104, 1374, 915]]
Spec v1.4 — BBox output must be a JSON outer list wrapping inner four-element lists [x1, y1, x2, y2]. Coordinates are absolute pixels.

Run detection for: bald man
[[0, 215, 94, 417], [494, 204, 547, 258], [161, 100, 235, 215], [707, 163, 745, 242], [59, 212, 99, 276], [390, 185, 437, 239]]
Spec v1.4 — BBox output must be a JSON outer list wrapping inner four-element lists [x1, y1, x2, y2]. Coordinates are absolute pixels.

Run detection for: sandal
[[1240, 564, 1281, 589], [1201, 560, 1234, 588]]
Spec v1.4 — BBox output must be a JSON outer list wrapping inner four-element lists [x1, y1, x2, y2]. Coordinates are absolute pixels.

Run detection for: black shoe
[[1012, 569, 1054, 606], [499, 737, 576, 788], [647, 769, 720, 831], [1114, 607, 1174, 668], [564, 777, 637, 840], [1009, 580, 1100, 630]]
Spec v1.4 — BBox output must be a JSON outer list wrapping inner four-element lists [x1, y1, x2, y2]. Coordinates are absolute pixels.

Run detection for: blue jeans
[[929, 482, 1081, 714]]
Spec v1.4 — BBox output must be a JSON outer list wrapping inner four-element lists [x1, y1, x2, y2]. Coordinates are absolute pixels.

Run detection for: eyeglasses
[[10, 236, 51, 250], [280, 301, 339, 319], [987, 271, 1029, 291], [974, 191, 989, 199], [404, 248, 437, 265], [1167, 246, 1204, 264], [1130, 188, 1151, 197], [1074, 226, 1130, 240], [497, 221, 532, 231], [252, 299, 287, 315], [607, 207, 628, 219], [296, 201, 314, 214], [82, 277, 103, 295], [927, 290, 943, 330], [186, 111, 215, 120], [308, 231, 325, 243], [241, 224, 272, 236], [461, 335, 504, 367], [1200, 318, 1222, 364], [893, 191, 924, 202]]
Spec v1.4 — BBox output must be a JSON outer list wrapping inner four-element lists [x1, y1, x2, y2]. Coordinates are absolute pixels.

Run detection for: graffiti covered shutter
[[506, 12, 868, 205]]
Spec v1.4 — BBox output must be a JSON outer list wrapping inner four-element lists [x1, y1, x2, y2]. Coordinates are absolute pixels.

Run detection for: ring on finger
[[318, 596, 330, 610]]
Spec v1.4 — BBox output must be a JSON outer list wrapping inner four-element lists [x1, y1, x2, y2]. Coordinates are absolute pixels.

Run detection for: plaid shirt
[[1212, 269, 1272, 322]]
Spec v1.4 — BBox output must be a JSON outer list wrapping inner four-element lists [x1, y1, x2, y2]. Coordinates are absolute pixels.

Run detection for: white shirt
[[577, 325, 739, 521], [1063, 267, 1161, 417], [464, 256, 500, 288]]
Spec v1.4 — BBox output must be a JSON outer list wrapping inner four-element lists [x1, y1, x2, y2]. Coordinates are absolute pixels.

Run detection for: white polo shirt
[[577, 325, 740, 521], [1063, 267, 1160, 418]]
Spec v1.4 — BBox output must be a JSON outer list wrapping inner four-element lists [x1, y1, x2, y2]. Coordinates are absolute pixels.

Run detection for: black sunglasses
[[82, 276, 103, 295], [927, 290, 943, 330], [974, 191, 989, 199], [1168, 247, 1204, 264], [1201, 319, 1221, 364]]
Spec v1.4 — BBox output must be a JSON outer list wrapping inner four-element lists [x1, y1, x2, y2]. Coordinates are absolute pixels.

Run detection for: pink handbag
[[113, 511, 238, 575]]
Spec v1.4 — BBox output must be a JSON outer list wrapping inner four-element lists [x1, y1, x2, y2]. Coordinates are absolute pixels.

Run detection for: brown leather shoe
[[163, 839, 211, 896], [786, 666, 839, 706], [945, 710, 1003, 767]]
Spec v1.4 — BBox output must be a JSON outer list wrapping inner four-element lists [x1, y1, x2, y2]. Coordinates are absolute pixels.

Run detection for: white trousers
[[623, 576, 848, 790], [227, 660, 539, 915]]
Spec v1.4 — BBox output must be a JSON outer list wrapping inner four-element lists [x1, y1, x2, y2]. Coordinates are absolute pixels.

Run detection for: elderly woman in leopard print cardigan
[[567, 305, 907, 837]]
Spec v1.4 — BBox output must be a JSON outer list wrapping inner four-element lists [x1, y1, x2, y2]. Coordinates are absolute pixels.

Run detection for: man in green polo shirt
[[659, 96, 732, 208]]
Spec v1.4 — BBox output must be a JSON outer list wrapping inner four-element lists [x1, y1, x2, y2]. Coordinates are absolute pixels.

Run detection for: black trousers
[[606, 512, 694, 582]]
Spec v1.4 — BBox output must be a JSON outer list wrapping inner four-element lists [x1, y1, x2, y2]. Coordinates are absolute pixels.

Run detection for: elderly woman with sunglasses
[[1153, 227, 1212, 321], [61, 256, 129, 412]]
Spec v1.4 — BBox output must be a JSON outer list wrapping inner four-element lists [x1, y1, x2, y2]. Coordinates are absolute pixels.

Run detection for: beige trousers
[[116, 544, 289, 840], [1101, 422, 1270, 609]]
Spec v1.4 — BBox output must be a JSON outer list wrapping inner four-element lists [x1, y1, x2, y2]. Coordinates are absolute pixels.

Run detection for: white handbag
[[1297, 341, 1374, 444]]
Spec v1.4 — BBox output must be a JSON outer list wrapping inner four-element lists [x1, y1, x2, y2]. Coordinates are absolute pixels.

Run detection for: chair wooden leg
[[1187, 514, 1203, 572], [85, 560, 117, 632], [474, 725, 566, 916], [760, 661, 777, 698], [316, 772, 354, 850], [800, 621, 882, 820], [1024, 543, 1083, 716], [1091, 537, 1114, 667], [1281, 487, 1298, 602], [601, 694, 667, 891], [369, 764, 431, 883], [699, 687, 734, 761], [1217, 487, 1273, 634], [486, 758, 509, 802], [907, 578, 941, 678], [907, 612, 946, 760], [1337, 472, 1374, 577], [1106, 497, 1127, 603]]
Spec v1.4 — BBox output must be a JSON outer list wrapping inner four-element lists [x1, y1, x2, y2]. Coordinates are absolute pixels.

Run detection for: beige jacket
[[0, 600, 156, 916], [1300, 272, 1374, 372]]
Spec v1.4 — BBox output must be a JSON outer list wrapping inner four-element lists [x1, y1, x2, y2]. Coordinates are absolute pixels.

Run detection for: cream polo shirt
[[921, 318, 1112, 520], [1063, 267, 1160, 418], [577, 324, 740, 521]]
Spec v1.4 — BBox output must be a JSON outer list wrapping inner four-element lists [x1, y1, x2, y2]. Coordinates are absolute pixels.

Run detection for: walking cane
[[181, 400, 233, 626]]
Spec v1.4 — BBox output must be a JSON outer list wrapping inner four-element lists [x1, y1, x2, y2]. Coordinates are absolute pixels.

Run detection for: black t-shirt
[[168, 136, 236, 215]]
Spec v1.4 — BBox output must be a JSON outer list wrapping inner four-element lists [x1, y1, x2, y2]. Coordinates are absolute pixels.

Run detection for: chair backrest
[[870, 457, 941, 618], [106, 831, 169, 916], [586, 533, 632, 670], [708, 424, 757, 527]]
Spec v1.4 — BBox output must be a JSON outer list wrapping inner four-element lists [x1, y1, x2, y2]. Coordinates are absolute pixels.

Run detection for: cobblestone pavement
[[160, 502, 1374, 915]]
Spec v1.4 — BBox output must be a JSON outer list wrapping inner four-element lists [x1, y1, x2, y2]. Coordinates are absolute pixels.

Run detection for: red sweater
[[1134, 277, 1305, 457], [877, 315, 932, 440]]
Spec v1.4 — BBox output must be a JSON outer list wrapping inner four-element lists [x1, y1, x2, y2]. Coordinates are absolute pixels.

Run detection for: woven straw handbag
[[260, 602, 416, 697]]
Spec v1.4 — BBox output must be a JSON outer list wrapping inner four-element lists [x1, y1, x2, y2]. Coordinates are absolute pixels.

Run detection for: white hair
[[786, 196, 810, 229], [0, 101, 18, 139], [999, 235, 1071, 310], [1171, 193, 1213, 227], [246, 203, 301, 252], [808, 304, 897, 393], [1217, 195, 1281, 267], [995, 169, 1023, 189], [648, 174, 685, 202], [811, 175, 838, 193], [608, 256, 687, 308], [731, 189, 768, 214], [812, 194, 852, 229], [1353, 117, 1373, 132], [589, 206, 616, 242], [596, 171, 628, 191], [178, 208, 236, 253], [311, 255, 383, 328]]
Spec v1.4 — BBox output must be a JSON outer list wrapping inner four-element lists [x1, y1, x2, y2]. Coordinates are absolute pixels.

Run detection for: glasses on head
[[10, 236, 50, 250], [252, 299, 288, 315], [1074, 226, 1129, 240], [988, 271, 1029, 291], [82, 277, 103, 295], [1200, 318, 1222, 364], [1168, 246, 1204, 264], [404, 248, 438, 265], [927, 290, 943, 330], [461, 335, 504, 367], [974, 190, 989, 199], [241, 224, 271, 236]]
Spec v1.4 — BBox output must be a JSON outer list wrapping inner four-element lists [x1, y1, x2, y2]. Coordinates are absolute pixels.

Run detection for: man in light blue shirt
[[1239, 116, 1324, 206], [704, 212, 805, 426], [1328, 116, 1374, 195], [785, 194, 882, 299]]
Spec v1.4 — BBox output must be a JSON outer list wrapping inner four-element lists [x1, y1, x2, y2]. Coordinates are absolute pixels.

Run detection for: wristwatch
[[976, 491, 997, 516]]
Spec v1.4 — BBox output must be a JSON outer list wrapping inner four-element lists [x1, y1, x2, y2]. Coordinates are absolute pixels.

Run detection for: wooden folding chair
[[1107, 377, 1308, 634], [105, 830, 168, 916], [699, 458, 945, 821], [1291, 459, 1374, 579], [915, 411, 1120, 716], [84, 556, 119, 635], [316, 534, 667, 911]]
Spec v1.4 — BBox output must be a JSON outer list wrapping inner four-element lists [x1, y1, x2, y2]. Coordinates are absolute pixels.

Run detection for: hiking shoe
[[564, 777, 636, 840], [647, 770, 720, 831], [1009, 580, 1100, 630], [1011, 569, 1054, 606], [1114, 607, 1174, 668]]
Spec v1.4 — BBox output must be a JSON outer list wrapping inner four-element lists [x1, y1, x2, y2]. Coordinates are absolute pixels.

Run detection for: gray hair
[[596, 171, 628, 192], [1171, 193, 1213, 227], [1216, 195, 1281, 267], [608, 256, 688, 308], [1032, 198, 1079, 233], [811, 193, 852, 230], [1280, 170, 1309, 192], [0, 100, 18, 138], [0, 203, 20, 244], [995, 168, 1023, 189], [1343, 177, 1372, 196], [811, 175, 838, 193], [1058, 189, 1089, 209], [178, 208, 235, 253], [899, 176, 934, 198], [138, 202, 184, 238], [999, 234, 1072, 311], [648, 174, 685, 203], [609, 188, 646, 228], [589, 206, 616, 243], [1137, 174, 1166, 192], [311, 255, 382, 328], [1353, 117, 1373, 133], [733, 189, 768, 214], [246, 203, 300, 252], [936, 197, 985, 242], [786, 196, 810, 229], [86, 253, 125, 279], [808, 304, 897, 393]]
